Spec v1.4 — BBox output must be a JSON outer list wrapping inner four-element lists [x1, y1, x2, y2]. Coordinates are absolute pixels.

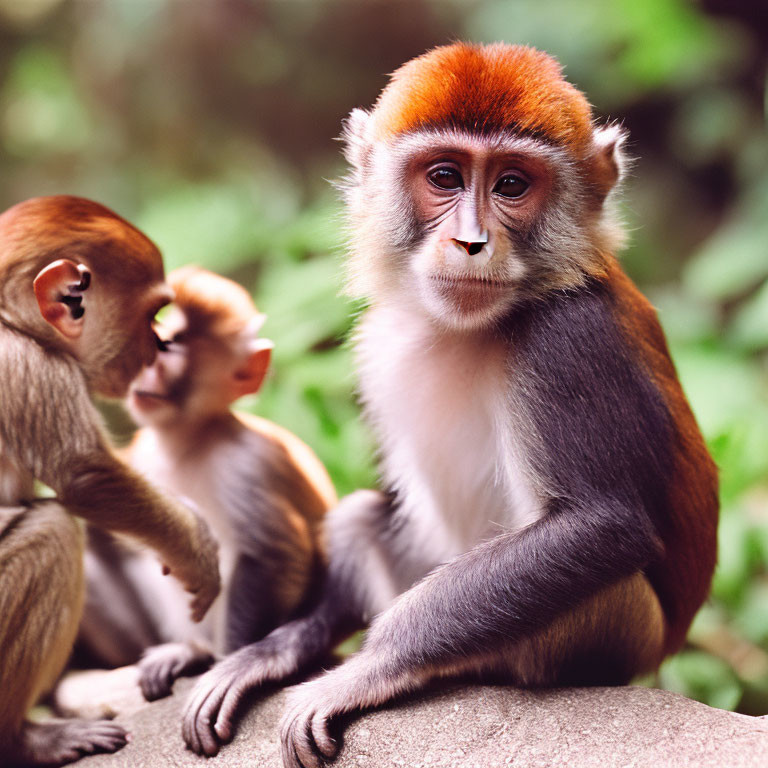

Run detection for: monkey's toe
[[182, 675, 230, 756], [310, 712, 339, 760], [281, 703, 335, 768], [138, 661, 175, 701]]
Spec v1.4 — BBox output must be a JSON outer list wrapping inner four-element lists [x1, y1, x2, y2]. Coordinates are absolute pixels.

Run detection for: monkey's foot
[[139, 642, 213, 702], [16, 718, 128, 766], [183, 642, 294, 757], [280, 675, 351, 768]]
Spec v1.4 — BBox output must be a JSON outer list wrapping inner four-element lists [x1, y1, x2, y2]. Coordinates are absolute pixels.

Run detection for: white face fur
[[343, 114, 625, 332]]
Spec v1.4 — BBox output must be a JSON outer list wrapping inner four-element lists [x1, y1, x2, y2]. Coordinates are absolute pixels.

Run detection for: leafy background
[[1, 0, 767, 714]]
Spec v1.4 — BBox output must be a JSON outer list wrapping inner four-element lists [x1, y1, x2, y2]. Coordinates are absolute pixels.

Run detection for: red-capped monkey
[[180, 44, 718, 768], [76, 266, 335, 701], [0, 196, 220, 767]]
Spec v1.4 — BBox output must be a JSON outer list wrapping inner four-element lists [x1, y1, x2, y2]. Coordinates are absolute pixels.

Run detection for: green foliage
[[0, 0, 766, 717], [134, 177, 376, 496]]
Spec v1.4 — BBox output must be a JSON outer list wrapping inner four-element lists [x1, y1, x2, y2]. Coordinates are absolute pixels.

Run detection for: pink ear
[[232, 343, 272, 397], [590, 124, 628, 200], [33, 259, 91, 340]]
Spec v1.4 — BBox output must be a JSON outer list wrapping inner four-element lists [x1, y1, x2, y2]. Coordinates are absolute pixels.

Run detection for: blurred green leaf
[[729, 280, 768, 351], [683, 179, 768, 301], [658, 651, 742, 711], [1, 45, 93, 155]]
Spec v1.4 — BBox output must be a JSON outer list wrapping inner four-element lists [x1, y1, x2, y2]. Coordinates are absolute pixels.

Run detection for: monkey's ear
[[341, 108, 372, 172], [590, 124, 629, 199], [232, 339, 273, 397], [33, 259, 92, 340]]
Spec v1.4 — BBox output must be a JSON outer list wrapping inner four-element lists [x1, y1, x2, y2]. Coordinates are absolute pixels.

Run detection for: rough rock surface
[[73, 677, 768, 768]]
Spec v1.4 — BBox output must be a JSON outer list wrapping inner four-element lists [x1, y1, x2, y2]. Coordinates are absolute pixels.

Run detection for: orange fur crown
[[370, 43, 594, 156]]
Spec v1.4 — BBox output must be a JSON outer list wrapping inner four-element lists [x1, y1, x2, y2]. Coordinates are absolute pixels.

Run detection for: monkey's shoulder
[[233, 411, 336, 510]]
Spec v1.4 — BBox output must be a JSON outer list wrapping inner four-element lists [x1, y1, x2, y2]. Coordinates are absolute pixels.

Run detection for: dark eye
[[493, 175, 529, 199], [427, 167, 463, 191], [154, 331, 170, 352]]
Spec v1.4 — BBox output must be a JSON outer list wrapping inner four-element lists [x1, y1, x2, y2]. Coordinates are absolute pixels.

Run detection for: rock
[[73, 678, 768, 768]]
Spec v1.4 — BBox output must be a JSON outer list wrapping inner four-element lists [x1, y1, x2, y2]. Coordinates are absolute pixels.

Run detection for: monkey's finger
[[183, 681, 225, 756], [280, 715, 311, 768], [281, 707, 325, 768], [64, 722, 128, 758], [182, 704, 202, 755], [196, 686, 231, 755], [84, 729, 130, 753], [182, 686, 210, 752], [188, 592, 205, 623], [213, 680, 250, 741], [310, 712, 338, 761], [86, 722, 129, 740], [58, 747, 83, 764], [140, 661, 173, 701], [189, 587, 216, 623], [295, 718, 325, 768], [182, 696, 209, 754]]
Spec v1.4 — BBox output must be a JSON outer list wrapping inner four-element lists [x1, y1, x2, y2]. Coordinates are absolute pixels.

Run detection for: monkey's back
[[605, 262, 718, 653], [234, 411, 337, 521]]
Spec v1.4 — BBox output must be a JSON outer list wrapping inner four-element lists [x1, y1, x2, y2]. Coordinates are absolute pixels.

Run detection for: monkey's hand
[[162, 513, 221, 623], [139, 642, 215, 701], [183, 637, 298, 756], [280, 653, 405, 768]]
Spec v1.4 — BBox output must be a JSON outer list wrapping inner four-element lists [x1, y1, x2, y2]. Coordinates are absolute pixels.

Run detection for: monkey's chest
[[129, 441, 237, 648], [357, 309, 541, 567]]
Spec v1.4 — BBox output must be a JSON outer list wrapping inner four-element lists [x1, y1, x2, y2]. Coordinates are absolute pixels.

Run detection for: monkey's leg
[[0, 503, 128, 767], [183, 490, 396, 757], [508, 570, 665, 687], [279, 572, 665, 768]]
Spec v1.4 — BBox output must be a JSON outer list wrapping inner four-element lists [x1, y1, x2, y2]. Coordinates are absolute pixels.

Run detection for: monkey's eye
[[493, 175, 529, 199], [154, 331, 170, 352], [427, 167, 464, 191]]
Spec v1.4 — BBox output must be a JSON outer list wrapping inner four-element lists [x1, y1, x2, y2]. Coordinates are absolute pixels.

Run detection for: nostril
[[454, 239, 485, 256]]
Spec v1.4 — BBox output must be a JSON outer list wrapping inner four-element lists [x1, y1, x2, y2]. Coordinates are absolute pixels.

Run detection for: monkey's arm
[[222, 434, 321, 651], [280, 497, 663, 768], [60, 453, 219, 621], [0, 339, 219, 620]]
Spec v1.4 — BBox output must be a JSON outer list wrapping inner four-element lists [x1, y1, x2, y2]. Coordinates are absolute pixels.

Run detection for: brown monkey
[[179, 44, 718, 768], [76, 266, 335, 702], [0, 196, 220, 766]]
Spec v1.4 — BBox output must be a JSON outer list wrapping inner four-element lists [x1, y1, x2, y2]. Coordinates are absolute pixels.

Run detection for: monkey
[[73, 265, 336, 703], [178, 43, 718, 768], [0, 196, 220, 767]]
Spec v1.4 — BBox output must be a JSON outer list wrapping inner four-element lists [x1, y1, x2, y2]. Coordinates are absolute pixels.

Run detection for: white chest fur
[[128, 431, 236, 651], [356, 305, 542, 575]]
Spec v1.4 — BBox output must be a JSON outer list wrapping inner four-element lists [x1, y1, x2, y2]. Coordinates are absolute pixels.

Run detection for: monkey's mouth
[[428, 274, 513, 313], [131, 389, 172, 405]]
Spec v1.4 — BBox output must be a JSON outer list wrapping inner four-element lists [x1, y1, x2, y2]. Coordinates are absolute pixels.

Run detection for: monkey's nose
[[453, 239, 486, 256]]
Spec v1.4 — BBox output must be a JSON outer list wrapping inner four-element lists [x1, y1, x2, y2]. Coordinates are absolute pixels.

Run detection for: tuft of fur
[[370, 43, 593, 154]]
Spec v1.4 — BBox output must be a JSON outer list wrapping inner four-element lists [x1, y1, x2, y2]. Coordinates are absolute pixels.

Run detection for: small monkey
[[179, 44, 718, 768], [77, 266, 335, 702], [0, 196, 220, 767]]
